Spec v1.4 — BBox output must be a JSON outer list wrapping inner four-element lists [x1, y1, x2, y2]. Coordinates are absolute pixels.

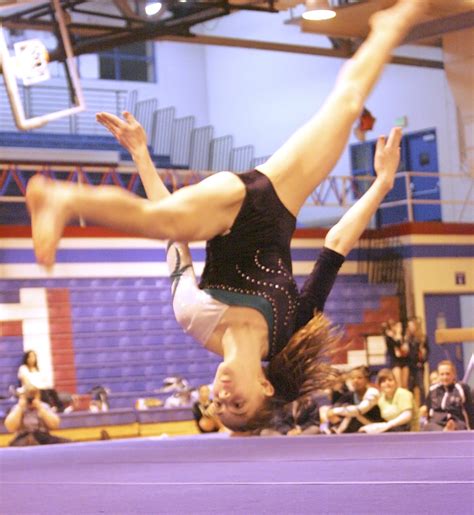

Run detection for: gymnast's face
[[213, 364, 274, 429]]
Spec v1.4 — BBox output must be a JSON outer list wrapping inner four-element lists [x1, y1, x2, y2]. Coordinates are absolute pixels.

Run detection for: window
[[99, 41, 155, 82]]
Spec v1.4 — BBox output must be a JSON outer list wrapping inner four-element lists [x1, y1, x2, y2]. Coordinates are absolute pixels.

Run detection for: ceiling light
[[302, 0, 336, 21], [145, 1, 163, 16]]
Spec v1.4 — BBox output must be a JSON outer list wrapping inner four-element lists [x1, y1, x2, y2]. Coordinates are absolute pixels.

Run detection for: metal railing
[[1, 165, 472, 216], [378, 171, 473, 223], [0, 83, 129, 134]]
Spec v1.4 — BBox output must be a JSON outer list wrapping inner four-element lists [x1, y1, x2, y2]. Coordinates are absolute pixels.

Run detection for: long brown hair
[[230, 312, 343, 433]]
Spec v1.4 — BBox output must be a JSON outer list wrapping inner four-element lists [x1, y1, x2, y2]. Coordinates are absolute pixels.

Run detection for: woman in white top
[[18, 350, 64, 412]]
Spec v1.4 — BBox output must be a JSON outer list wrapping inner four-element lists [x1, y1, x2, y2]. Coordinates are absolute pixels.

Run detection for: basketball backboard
[[0, 0, 85, 130]]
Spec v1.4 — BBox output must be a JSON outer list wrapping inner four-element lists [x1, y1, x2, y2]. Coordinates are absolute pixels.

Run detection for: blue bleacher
[[0, 274, 398, 410], [0, 131, 181, 169], [0, 131, 178, 169]]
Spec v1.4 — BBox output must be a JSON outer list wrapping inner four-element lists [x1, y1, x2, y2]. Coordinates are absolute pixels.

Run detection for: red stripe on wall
[[2, 222, 474, 239], [0, 321, 23, 337], [47, 289, 77, 394]]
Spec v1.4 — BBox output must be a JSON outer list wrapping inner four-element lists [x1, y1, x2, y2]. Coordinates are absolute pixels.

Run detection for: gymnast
[[26, 0, 427, 431]]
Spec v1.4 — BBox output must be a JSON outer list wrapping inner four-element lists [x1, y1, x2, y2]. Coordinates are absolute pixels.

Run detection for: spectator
[[192, 384, 223, 433], [405, 317, 429, 405], [261, 395, 320, 436], [360, 368, 414, 434], [17, 350, 64, 412], [383, 320, 409, 389], [424, 360, 473, 431], [319, 369, 349, 431], [327, 369, 350, 405], [429, 370, 439, 385], [164, 389, 193, 408], [419, 369, 441, 425], [327, 366, 383, 434], [89, 386, 110, 412], [4, 386, 70, 446]]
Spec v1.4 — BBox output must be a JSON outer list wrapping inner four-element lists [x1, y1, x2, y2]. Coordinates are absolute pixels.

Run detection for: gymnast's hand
[[96, 111, 148, 158], [373, 126, 403, 190]]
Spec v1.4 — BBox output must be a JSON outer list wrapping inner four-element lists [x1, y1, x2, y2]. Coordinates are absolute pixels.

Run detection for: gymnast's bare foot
[[26, 175, 73, 267]]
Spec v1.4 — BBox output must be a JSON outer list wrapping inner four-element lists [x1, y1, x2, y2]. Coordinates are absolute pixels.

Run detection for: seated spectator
[[165, 389, 193, 408], [326, 366, 383, 434], [89, 386, 110, 412], [359, 368, 414, 434], [17, 350, 64, 412], [327, 369, 350, 405], [383, 319, 409, 389], [159, 376, 190, 393], [4, 386, 70, 446], [319, 369, 349, 431], [429, 370, 439, 385], [192, 385, 223, 433], [424, 360, 473, 431], [419, 369, 440, 424], [260, 395, 321, 436]]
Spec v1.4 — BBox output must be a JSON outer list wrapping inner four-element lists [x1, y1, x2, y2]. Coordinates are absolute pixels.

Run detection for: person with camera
[[4, 386, 70, 446], [17, 350, 65, 412], [192, 384, 224, 433]]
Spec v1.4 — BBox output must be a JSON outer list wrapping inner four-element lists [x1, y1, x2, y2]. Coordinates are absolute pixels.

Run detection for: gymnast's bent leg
[[95, 110, 230, 348]]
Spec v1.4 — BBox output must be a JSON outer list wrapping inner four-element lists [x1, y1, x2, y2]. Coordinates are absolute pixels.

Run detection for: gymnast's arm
[[96, 111, 171, 202], [295, 127, 402, 328], [324, 127, 401, 256]]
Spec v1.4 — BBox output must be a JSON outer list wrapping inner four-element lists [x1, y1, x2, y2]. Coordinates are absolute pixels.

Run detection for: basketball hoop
[[0, 0, 85, 130]]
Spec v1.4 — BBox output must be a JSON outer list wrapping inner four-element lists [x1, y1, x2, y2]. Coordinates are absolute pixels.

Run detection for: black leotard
[[199, 169, 344, 359]]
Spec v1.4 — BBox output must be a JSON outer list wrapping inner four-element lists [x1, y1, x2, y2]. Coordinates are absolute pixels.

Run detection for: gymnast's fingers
[[122, 111, 137, 123], [96, 112, 123, 129], [96, 116, 118, 136], [375, 135, 386, 155], [386, 126, 403, 149]]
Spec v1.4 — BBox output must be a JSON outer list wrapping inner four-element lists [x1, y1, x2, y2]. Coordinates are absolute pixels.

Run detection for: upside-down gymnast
[[26, 0, 428, 431]]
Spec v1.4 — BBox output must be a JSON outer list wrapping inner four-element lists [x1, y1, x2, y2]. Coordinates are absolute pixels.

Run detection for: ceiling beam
[[404, 9, 474, 44], [162, 34, 444, 68]]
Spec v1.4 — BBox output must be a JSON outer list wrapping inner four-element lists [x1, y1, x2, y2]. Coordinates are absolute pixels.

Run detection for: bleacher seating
[[0, 131, 174, 168], [0, 274, 398, 417]]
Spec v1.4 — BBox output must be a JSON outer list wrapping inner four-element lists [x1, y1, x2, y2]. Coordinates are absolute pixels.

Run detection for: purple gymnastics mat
[[0, 431, 472, 514]]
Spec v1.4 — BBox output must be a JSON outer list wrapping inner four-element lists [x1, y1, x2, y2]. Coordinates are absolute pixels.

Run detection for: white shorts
[[167, 242, 229, 345]]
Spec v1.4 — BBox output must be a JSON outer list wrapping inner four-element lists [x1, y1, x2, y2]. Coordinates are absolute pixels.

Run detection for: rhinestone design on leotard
[[205, 249, 300, 359]]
